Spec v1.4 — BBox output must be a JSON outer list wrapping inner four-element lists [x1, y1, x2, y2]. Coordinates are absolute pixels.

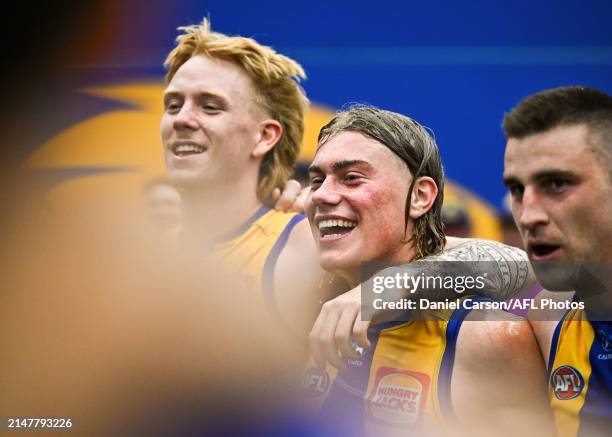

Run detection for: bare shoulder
[[275, 215, 324, 285], [273, 216, 326, 335], [452, 308, 555, 435], [457, 309, 539, 372], [284, 216, 318, 249]]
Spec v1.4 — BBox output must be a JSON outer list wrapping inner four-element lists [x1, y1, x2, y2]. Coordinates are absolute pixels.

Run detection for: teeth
[[174, 144, 205, 154], [318, 219, 357, 230]]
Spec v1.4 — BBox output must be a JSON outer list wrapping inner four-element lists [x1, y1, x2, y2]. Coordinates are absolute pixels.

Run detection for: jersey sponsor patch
[[302, 366, 330, 397], [366, 367, 430, 426], [551, 365, 585, 400]]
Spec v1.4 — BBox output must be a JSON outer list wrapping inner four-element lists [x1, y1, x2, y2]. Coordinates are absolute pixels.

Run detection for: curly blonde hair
[[164, 18, 309, 203]]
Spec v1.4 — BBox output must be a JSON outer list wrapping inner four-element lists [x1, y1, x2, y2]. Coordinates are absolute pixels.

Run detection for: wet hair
[[318, 105, 446, 259]]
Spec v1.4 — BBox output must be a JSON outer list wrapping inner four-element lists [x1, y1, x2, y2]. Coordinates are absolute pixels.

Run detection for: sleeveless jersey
[[548, 307, 612, 437], [303, 300, 479, 435]]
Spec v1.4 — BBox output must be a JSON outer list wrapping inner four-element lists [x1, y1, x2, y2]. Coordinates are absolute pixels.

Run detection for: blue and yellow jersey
[[214, 205, 305, 309], [179, 205, 305, 315], [303, 300, 478, 434], [548, 308, 612, 437]]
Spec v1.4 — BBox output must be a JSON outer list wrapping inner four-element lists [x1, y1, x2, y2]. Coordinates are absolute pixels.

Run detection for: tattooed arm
[[418, 236, 534, 301], [308, 237, 537, 369]]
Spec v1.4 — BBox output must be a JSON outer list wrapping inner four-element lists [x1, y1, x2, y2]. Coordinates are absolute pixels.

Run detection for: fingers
[[308, 306, 328, 369], [309, 301, 346, 370], [309, 299, 363, 370], [289, 186, 310, 213], [272, 187, 281, 203], [353, 318, 372, 349], [334, 304, 360, 361], [309, 287, 374, 370], [273, 180, 302, 212], [318, 302, 347, 370]]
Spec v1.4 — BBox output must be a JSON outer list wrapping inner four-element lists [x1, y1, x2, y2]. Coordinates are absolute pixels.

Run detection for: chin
[[532, 261, 580, 291], [320, 254, 350, 272], [167, 171, 205, 190]]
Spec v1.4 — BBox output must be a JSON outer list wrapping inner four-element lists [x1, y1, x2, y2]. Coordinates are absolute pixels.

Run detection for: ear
[[252, 119, 283, 158], [409, 176, 438, 220]]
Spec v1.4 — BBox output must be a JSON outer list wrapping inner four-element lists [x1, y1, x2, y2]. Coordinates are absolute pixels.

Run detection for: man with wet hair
[[304, 105, 553, 435], [161, 19, 540, 341]]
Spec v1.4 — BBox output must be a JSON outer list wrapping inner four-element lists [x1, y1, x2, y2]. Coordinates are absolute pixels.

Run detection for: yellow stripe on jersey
[[548, 309, 595, 437]]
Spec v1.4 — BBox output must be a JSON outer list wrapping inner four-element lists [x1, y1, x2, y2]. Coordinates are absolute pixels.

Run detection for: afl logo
[[551, 366, 585, 400], [302, 366, 330, 397]]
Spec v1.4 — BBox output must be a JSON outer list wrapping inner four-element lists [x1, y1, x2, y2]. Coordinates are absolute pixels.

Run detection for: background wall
[[3, 0, 611, 236]]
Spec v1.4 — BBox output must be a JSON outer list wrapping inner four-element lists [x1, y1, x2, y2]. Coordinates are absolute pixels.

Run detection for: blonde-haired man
[[161, 18, 325, 335], [160, 18, 540, 346]]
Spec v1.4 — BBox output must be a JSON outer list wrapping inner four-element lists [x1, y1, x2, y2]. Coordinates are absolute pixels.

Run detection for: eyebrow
[[309, 159, 371, 173], [502, 175, 519, 188], [163, 90, 226, 102], [503, 169, 580, 187]]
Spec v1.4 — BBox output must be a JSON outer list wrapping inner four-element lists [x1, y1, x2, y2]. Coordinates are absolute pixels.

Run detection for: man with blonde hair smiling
[[161, 18, 324, 335], [160, 18, 541, 344]]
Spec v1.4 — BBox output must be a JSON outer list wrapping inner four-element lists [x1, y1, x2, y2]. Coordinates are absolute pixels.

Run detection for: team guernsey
[[180, 205, 304, 315], [548, 307, 612, 436], [213, 205, 304, 309], [303, 298, 482, 435]]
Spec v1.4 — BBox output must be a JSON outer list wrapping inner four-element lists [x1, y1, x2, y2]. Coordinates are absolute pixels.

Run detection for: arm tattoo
[[420, 239, 532, 300]]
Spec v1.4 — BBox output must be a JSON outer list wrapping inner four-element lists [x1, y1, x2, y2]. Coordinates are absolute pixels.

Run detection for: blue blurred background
[[4, 0, 611, 231], [90, 0, 612, 207]]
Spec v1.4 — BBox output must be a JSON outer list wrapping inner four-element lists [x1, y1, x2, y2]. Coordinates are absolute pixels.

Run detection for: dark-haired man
[[503, 86, 612, 436]]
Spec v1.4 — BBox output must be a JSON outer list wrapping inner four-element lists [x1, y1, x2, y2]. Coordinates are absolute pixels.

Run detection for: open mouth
[[172, 143, 207, 157], [529, 244, 560, 259], [318, 219, 357, 240]]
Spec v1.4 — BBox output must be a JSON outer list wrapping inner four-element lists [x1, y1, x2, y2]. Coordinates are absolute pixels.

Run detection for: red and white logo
[[366, 367, 430, 426], [551, 366, 585, 400]]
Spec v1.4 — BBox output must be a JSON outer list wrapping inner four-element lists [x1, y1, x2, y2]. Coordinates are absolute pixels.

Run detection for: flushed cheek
[[354, 190, 406, 232]]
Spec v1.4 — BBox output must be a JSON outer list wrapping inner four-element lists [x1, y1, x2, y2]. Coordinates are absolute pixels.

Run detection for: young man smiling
[[160, 18, 540, 346], [161, 18, 325, 335], [303, 105, 554, 435]]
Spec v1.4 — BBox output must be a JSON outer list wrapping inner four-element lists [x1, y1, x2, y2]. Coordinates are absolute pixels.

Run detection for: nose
[[516, 187, 549, 231], [311, 177, 342, 207], [173, 102, 199, 131]]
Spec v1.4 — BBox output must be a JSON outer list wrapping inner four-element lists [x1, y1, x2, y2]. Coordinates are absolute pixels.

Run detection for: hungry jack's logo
[[366, 367, 430, 426], [551, 366, 585, 400]]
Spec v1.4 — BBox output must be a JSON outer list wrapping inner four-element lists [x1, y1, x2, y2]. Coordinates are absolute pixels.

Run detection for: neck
[[576, 261, 612, 319], [180, 178, 262, 246], [336, 268, 361, 289]]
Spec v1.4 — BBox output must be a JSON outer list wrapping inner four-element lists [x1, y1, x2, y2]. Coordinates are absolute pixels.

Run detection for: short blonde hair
[[164, 18, 309, 203]]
